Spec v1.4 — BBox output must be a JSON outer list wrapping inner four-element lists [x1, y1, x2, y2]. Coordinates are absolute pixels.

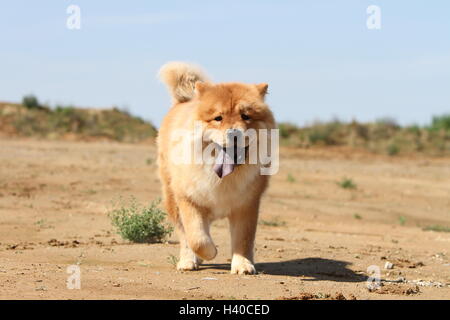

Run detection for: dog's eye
[[241, 114, 251, 120], [214, 116, 223, 121]]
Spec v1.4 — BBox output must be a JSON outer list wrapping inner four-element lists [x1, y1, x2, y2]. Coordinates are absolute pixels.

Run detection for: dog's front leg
[[178, 198, 217, 261], [229, 204, 259, 275], [176, 227, 203, 271]]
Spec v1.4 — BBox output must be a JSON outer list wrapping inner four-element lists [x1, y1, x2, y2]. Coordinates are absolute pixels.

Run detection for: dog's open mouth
[[213, 144, 249, 178]]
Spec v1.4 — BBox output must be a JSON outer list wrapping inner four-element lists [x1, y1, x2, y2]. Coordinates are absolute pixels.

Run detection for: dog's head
[[194, 82, 275, 178]]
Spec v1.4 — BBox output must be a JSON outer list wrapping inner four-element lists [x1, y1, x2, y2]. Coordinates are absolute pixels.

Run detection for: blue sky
[[1, 1, 449, 127]]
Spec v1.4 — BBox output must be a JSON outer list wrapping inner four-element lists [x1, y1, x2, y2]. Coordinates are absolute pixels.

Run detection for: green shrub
[[167, 254, 179, 267], [307, 121, 343, 146], [278, 122, 299, 139], [259, 217, 286, 227], [338, 177, 357, 190], [375, 117, 400, 129], [287, 173, 296, 183], [22, 94, 41, 109], [429, 114, 450, 132], [406, 124, 421, 135], [109, 197, 172, 243], [387, 143, 400, 156]]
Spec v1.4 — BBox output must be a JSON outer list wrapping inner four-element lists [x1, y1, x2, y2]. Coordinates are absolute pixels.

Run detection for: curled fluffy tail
[[158, 61, 208, 103]]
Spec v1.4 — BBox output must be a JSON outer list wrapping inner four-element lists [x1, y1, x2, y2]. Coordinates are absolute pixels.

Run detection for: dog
[[157, 62, 276, 274]]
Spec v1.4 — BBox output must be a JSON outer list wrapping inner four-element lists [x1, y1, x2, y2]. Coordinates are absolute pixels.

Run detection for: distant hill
[[1, 95, 449, 156], [0, 99, 157, 142], [279, 117, 450, 156]]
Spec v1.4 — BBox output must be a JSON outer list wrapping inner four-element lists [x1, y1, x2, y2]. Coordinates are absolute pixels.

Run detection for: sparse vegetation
[[35, 219, 54, 229], [338, 178, 357, 190], [0, 98, 157, 142], [167, 254, 179, 267], [353, 213, 362, 220], [259, 217, 286, 227], [22, 94, 47, 110], [428, 114, 450, 132], [84, 189, 97, 195], [2, 97, 450, 155], [398, 216, 407, 226], [109, 197, 173, 243], [387, 143, 400, 156], [278, 117, 450, 156], [422, 225, 450, 233], [287, 173, 296, 183]]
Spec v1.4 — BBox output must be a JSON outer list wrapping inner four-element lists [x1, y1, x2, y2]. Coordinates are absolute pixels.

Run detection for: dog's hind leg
[[178, 198, 217, 261]]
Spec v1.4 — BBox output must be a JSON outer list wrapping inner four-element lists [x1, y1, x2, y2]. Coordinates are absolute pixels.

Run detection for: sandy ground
[[0, 138, 449, 300]]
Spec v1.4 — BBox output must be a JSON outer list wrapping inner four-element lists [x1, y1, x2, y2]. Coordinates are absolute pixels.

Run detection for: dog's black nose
[[226, 129, 244, 147], [223, 129, 246, 164], [226, 128, 243, 140]]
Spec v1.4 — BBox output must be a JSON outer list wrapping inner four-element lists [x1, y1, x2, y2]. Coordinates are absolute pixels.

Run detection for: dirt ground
[[0, 138, 449, 300]]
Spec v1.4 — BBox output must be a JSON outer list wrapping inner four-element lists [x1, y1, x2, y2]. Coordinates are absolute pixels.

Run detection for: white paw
[[231, 257, 256, 275], [177, 259, 200, 271]]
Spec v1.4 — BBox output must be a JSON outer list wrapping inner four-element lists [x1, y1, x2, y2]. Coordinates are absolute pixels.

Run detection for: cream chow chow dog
[[157, 62, 277, 274]]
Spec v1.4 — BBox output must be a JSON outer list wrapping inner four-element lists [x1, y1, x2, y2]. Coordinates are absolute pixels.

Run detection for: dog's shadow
[[201, 258, 366, 282]]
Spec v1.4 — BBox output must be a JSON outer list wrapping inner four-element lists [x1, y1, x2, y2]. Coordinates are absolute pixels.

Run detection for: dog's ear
[[195, 81, 212, 96], [255, 83, 268, 99]]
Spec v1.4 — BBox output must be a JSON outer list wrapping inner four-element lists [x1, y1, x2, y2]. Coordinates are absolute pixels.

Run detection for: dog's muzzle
[[213, 129, 249, 178]]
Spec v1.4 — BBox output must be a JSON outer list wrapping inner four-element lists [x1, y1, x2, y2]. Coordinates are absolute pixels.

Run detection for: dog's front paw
[[230, 256, 256, 275], [177, 259, 200, 271]]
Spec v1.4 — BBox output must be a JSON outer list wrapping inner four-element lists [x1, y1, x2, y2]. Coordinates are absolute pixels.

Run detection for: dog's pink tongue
[[213, 149, 235, 178]]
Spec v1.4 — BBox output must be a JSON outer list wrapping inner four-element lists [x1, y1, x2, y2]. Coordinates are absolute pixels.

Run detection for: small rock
[[186, 286, 200, 291], [384, 262, 394, 269]]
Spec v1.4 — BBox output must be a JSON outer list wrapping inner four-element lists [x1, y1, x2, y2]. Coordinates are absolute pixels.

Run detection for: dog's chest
[[186, 166, 260, 219]]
